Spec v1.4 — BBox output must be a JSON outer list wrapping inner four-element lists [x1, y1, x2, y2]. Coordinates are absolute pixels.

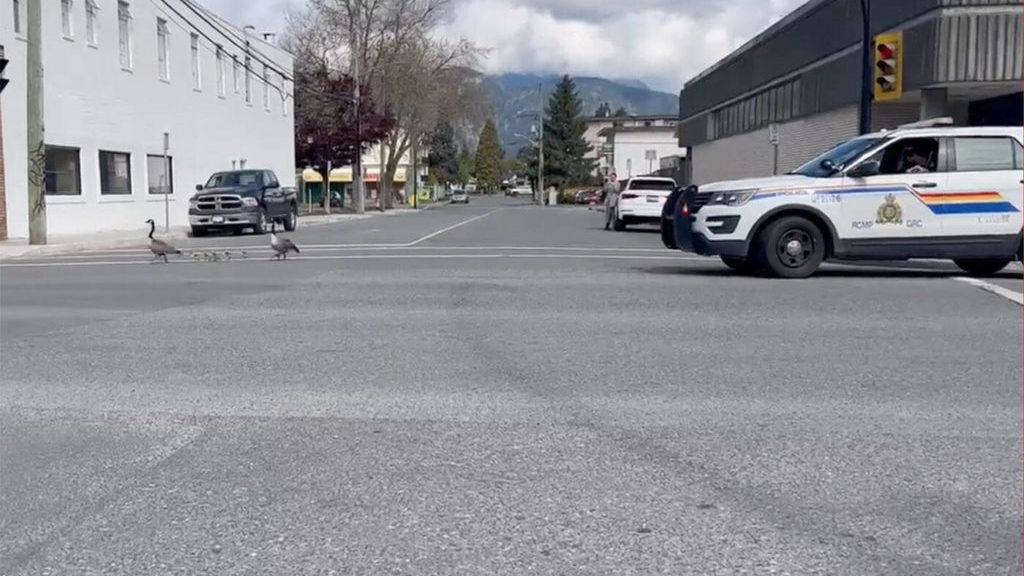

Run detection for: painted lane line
[[952, 277, 1024, 306], [404, 209, 503, 246], [0, 253, 700, 268]]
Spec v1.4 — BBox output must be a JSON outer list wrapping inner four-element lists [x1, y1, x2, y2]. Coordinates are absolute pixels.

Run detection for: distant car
[[607, 177, 677, 231], [450, 190, 470, 204], [577, 189, 602, 205]]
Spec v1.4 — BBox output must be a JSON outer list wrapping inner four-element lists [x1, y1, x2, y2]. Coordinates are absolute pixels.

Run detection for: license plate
[[212, 215, 225, 223]]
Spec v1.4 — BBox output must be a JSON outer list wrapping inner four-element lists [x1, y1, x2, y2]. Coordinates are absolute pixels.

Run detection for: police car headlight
[[706, 189, 758, 207]]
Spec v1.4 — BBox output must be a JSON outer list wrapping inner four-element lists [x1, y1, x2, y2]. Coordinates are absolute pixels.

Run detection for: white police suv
[[665, 119, 1023, 278]]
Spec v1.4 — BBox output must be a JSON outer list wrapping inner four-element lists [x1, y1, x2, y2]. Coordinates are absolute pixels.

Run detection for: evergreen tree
[[542, 75, 595, 187], [427, 122, 459, 185], [457, 150, 476, 186], [594, 102, 612, 118], [475, 119, 504, 192], [612, 106, 628, 117]]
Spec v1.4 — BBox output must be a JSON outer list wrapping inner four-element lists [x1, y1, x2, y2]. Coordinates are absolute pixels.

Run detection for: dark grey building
[[678, 0, 1023, 185]]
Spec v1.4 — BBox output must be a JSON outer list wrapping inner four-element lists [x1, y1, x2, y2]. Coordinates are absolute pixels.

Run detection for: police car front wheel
[[755, 216, 826, 279], [954, 258, 1012, 277]]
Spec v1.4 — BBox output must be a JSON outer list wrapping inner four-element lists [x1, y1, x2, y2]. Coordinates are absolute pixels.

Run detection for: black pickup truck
[[188, 169, 297, 236]]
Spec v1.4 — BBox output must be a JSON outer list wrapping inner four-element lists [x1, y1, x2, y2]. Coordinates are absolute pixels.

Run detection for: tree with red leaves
[[293, 62, 392, 197]]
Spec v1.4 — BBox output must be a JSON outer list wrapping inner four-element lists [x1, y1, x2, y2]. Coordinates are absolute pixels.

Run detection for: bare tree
[[292, 0, 489, 209]]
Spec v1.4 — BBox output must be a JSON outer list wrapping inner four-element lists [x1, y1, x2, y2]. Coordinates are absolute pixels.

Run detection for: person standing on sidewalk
[[603, 173, 619, 230]]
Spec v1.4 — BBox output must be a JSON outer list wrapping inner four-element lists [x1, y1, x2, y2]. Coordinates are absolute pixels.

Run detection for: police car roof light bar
[[898, 117, 955, 130]]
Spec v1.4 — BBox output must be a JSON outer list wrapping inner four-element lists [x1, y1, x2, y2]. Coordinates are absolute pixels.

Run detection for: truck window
[[628, 179, 675, 191]]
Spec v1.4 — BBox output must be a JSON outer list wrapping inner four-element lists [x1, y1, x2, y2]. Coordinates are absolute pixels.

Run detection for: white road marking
[[952, 277, 1024, 306], [405, 209, 503, 246], [0, 252, 702, 268]]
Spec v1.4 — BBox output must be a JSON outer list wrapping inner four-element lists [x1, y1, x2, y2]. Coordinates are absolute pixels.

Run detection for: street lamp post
[[858, 0, 873, 135]]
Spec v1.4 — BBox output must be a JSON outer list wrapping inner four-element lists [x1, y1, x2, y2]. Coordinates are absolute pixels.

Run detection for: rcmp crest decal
[[876, 194, 903, 225]]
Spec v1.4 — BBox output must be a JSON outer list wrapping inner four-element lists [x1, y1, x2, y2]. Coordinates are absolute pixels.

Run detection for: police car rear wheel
[[758, 216, 825, 279], [954, 258, 1011, 277]]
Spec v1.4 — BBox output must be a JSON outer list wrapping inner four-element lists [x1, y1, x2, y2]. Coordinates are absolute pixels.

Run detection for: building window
[[99, 151, 132, 195], [147, 155, 173, 194], [60, 0, 73, 38], [118, 1, 132, 69], [44, 146, 82, 196], [13, 0, 22, 35], [790, 78, 801, 119], [244, 55, 252, 104], [233, 56, 241, 93], [156, 18, 169, 81], [216, 46, 225, 97], [85, 0, 98, 45], [190, 33, 201, 90]]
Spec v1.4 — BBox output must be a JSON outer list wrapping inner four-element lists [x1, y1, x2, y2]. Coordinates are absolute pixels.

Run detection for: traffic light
[[873, 32, 903, 102]]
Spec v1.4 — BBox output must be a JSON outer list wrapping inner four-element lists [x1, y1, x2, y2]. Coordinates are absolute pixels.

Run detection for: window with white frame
[[100, 151, 132, 195], [262, 64, 270, 109], [233, 56, 240, 93], [190, 33, 201, 90], [13, 0, 23, 35], [85, 0, 98, 44], [60, 0, 73, 38], [147, 155, 173, 195], [117, 1, 132, 69], [244, 55, 252, 104], [156, 18, 169, 81], [44, 146, 82, 196], [216, 46, 225, 97]]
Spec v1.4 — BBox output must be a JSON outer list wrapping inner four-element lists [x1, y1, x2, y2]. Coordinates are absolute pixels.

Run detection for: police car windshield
[[789, 136, 883, 177]]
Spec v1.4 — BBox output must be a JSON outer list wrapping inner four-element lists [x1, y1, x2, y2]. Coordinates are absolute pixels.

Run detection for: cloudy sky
[[201, 0, 806, 92]]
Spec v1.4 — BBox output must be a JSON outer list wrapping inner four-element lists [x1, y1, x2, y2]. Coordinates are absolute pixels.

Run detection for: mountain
[[479, 73, 679, 154]]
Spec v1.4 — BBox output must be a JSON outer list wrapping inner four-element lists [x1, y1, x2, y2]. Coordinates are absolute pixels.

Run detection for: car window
[[628, 179, 675, 191], [1015, 140, 1023, 169], [953, 137, 1016, 172], [862, 137, 940, 175], [265, 171, 279, 187], [790, 136, 883, 177]]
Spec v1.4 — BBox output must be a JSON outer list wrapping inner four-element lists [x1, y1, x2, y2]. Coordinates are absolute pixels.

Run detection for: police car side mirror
[[819, 159, 836, 173], [847, 160, 880, 178]]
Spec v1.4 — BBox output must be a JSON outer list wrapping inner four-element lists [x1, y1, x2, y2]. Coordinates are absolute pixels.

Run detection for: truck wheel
[[284, 205, 298, 231], [756, 216, 825, 278], [190, 226, 207, 238], [252, 209, 268, 235], [720, 256, 759, 274], [954, 258, 1011, 276], [613, 210, 627, 231]]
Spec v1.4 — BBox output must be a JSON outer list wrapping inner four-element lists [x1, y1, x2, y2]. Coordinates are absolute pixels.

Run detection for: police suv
[[663, 119, 1023, 278]]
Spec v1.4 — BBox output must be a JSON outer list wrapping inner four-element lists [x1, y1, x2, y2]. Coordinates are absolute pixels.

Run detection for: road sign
[[644, 150, 657, 161], [768, 123, 780, 145], [601, 143, 614, 155]]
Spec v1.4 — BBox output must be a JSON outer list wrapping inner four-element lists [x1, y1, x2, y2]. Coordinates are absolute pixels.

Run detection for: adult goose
[[145, 219, 181, 263], [270, 223, 300, 260]]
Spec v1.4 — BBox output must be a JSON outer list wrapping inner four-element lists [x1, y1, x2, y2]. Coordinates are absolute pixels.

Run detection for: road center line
[[952, 277, 1024, 306], [404, 209, 503, 246]]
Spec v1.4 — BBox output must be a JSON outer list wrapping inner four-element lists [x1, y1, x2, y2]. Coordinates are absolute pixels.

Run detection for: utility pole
[[537, 83, 544, 206], [27, 0, 46, 244], [411, 136, 418, 208], [351, 14, 364, 214], [162, 132, 170, 232], [858, 0, 873, 135]]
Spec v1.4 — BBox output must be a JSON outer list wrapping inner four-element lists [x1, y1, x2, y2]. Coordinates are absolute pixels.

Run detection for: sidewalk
[[0, 207, 437, 261]]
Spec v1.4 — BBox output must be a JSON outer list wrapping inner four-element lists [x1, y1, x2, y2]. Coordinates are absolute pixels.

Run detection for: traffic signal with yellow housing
[[873, 32, 903, 102]]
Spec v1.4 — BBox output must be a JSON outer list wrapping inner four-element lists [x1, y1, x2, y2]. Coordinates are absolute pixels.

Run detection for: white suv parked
[[667, 119, 1023, 278], [607, 177, 677, 231]]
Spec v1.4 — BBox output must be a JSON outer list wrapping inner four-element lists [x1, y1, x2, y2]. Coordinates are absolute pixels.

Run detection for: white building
[[584, 115, 682, 178], [0, 0, 295, 239], [597, 119, 687, 180]]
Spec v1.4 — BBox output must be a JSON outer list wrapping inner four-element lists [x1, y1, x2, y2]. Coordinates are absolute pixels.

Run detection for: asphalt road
[[1, 195, 1021, 575]]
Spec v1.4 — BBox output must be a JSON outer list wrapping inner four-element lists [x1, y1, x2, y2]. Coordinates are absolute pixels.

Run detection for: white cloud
[[200, 0, 808, 92]]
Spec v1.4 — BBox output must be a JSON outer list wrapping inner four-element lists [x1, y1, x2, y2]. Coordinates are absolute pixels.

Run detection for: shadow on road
[[637, 265, 1023, 280]]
